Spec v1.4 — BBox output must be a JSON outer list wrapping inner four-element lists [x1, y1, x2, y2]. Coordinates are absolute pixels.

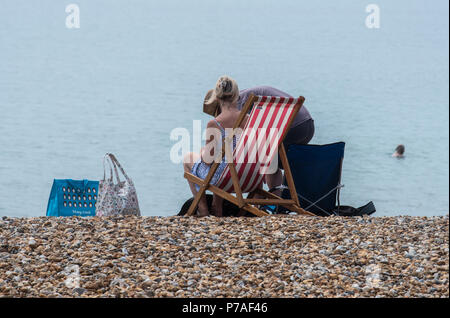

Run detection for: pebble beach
[[0, 215, 448, 298]]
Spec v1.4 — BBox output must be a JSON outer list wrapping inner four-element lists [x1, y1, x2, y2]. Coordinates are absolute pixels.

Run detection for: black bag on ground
[[269, 201, 376, 217], [332, 201, 376, 217]]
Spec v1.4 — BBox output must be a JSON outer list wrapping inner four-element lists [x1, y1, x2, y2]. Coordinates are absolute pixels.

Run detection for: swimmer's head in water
[[395, 144, 405, 155], [393, 144, 405, 157]]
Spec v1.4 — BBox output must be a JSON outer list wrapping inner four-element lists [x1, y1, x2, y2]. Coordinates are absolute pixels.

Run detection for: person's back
[[237, 85, 315, 197], [213, 109, 246, 132], [238, 86, 312, 128]]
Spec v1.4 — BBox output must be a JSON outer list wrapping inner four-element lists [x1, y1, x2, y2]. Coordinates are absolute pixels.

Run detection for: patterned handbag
[[96, 153, 141, 216]]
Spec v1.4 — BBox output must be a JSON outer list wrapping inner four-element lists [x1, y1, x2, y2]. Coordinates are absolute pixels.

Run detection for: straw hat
[[203, 89, 220, 117]]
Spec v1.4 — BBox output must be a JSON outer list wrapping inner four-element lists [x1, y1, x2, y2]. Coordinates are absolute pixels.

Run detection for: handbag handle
[[102, 153, 131, 184], [108, 153, 132, 184], [102, 153, 121, 184]]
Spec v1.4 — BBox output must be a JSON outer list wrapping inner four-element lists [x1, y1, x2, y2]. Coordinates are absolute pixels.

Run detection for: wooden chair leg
[[289, 204, 316, 216], [229, 162, 245, 208], [186, 186, 206, 216], [241, 204, 269, 217], [279, 143, 300, 206], [186, 162, 220, 216], [236, 191, 256, 216]]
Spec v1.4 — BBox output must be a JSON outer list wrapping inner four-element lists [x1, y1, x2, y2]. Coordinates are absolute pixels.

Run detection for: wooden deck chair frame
[[183, 94, 315, 217]]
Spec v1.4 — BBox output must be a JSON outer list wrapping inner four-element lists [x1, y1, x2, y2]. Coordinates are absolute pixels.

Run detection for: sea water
[[0, 0, 448, 217]]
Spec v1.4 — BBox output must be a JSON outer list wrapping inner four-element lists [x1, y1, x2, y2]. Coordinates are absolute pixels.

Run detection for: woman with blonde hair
[[183, 76, 249, 217]]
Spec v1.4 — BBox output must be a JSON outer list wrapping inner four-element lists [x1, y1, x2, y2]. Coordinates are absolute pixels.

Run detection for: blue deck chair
[[280, 142, 345, 216]]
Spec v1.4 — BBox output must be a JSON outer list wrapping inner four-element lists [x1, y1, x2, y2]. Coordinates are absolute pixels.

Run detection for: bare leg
[[183, 152, 209, 216], [265, 168, 283, 197], [211, 195, 223, 217]]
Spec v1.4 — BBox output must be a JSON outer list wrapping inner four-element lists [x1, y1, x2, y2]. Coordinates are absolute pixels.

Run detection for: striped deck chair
[[183, 94, 315, 217]]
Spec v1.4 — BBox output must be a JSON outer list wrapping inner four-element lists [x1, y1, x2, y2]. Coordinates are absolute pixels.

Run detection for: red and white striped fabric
[[216, 96, 299, 193]]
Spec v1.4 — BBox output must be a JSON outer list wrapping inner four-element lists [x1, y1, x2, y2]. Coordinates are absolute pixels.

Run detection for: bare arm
[[200, 120, 221, 165]]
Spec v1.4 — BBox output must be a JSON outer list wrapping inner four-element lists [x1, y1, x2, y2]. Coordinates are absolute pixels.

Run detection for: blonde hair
[[214, 75, 239, 104], [203, 76, 239, 115]]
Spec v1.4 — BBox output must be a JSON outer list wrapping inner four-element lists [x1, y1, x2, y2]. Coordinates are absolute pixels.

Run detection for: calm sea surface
[[0, 0, 448, 217]]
